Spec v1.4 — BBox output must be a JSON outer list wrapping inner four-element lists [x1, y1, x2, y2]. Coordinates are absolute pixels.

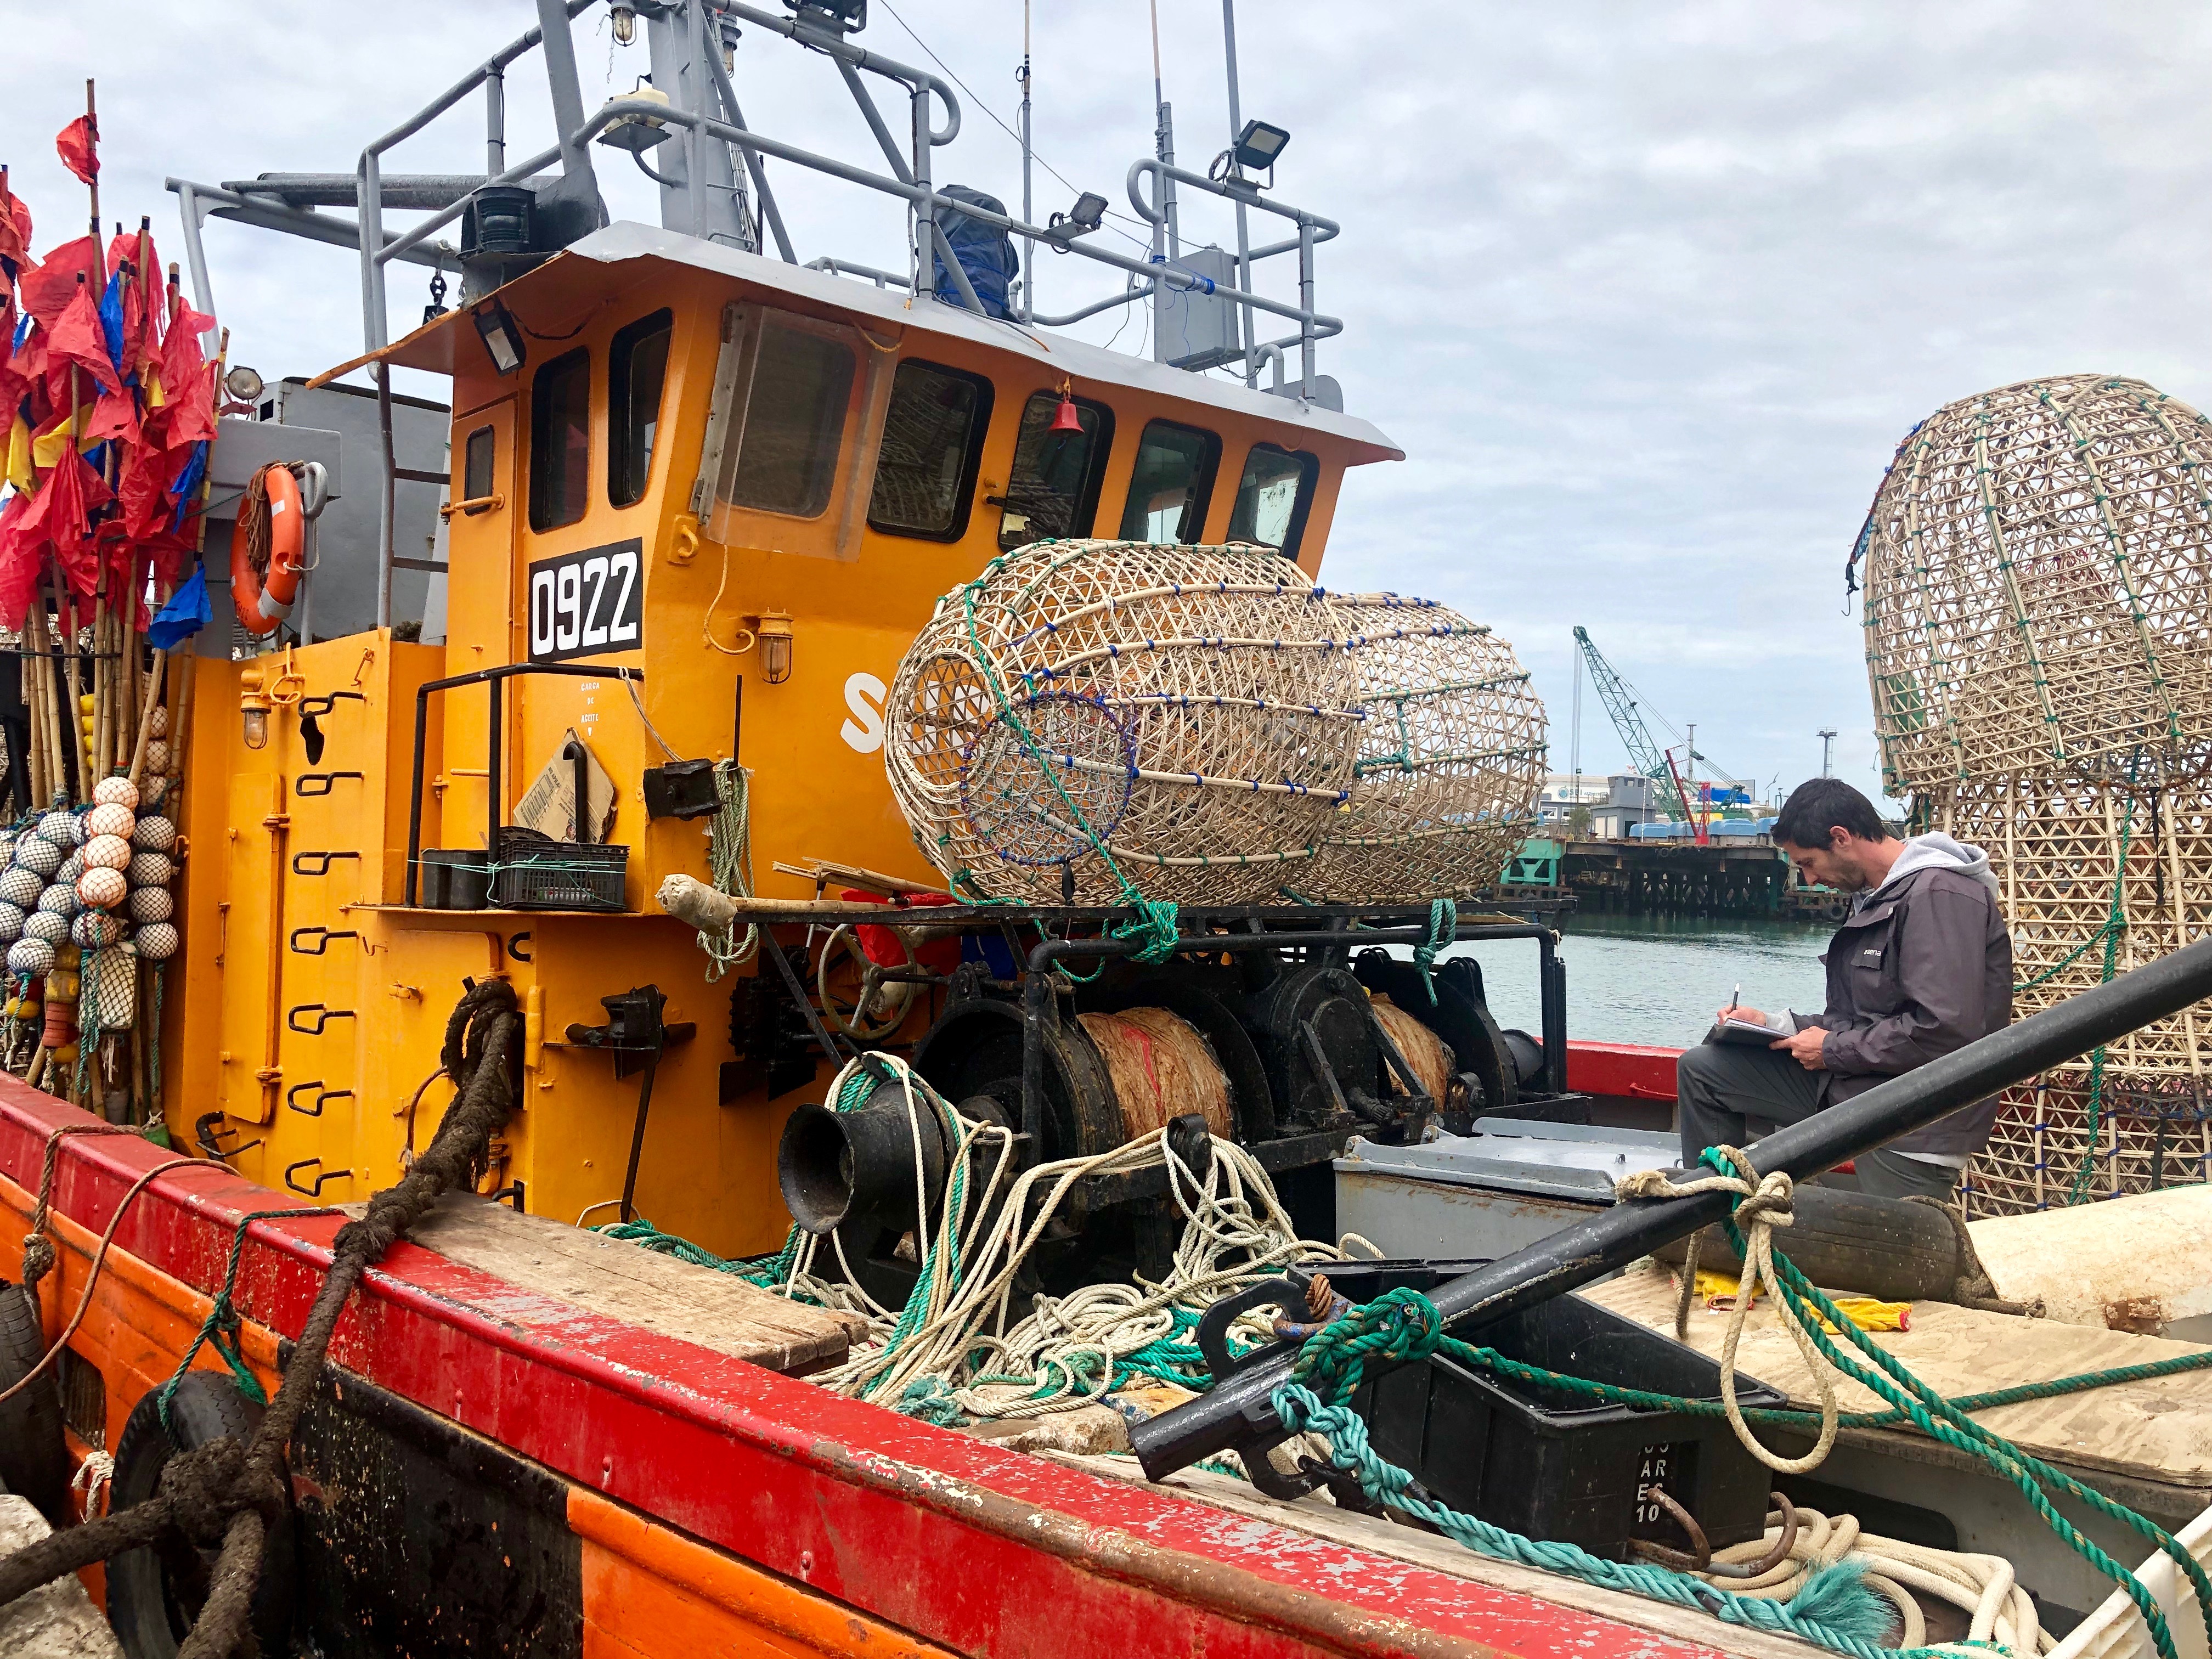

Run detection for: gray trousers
[[1674, 1040, 1960, 1201]]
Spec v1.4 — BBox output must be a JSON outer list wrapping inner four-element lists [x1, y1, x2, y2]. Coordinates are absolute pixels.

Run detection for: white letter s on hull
[[840, 672, 887, 754]]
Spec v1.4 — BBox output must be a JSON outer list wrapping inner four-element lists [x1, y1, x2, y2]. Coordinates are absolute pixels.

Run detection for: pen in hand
[[1726, 985, 1739, 1018]]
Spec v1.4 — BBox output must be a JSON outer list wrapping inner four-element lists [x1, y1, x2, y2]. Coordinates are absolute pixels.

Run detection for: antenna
[[1818, 727, 1837, 778]]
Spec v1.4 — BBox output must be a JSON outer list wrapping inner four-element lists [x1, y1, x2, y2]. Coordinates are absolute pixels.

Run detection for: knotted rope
[[1615, 1148, 1841, 1473], [0, 978, 522, 1659]]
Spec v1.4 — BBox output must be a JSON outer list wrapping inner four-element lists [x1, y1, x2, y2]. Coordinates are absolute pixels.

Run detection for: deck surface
[[1583, 1262, 2212, 1494], [370, 1193, 866, 1375]]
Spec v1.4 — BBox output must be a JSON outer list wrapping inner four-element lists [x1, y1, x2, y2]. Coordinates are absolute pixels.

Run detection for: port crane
[[1571, 626, 1706, 843]]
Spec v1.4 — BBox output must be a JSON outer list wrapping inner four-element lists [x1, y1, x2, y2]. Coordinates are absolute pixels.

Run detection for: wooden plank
[[372, 1194, 865, 1375], [1053, 1451, 1815, 1659], [1582, 1263, 2212, 1488]]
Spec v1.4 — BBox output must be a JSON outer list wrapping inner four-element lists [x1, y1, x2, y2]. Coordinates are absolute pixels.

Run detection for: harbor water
[[1444, 912, 1834, 1049]]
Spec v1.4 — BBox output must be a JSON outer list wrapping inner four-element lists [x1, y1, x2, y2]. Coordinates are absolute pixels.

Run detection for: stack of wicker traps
[[1858, 375, 2212, 1213], [883, 540, 1546, 909]]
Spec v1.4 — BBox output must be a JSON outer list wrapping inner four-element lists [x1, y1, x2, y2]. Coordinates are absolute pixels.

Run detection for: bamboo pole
[[25, 630, 46, 811], [90, 589, 109, 785], [60, 588, 89, 802]]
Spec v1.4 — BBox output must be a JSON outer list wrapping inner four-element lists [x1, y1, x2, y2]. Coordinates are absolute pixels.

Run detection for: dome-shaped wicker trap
[[1859, 374, 2212, 793]]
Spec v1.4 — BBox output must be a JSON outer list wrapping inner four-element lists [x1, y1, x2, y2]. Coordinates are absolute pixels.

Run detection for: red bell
[[1049, 395, 1084, 435]]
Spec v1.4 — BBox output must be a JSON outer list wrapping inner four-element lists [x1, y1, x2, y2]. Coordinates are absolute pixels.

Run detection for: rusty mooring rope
[[0, 977, 520, 1657]]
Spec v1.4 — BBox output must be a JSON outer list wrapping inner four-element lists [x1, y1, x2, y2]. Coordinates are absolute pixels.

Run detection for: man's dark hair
[[1774, 778, 1891, 850]]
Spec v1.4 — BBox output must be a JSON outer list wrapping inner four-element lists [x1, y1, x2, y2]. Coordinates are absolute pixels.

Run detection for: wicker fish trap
[[885, 541, 1365, 907], [1922, 770, 2212, 1213], [1965, 1075, 2210, 1219], [1859, 375, 2212, 793], [1304, 595, 1547, 904]]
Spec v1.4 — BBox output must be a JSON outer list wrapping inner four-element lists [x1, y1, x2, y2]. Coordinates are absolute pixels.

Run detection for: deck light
[[1232, 120, 1290, 172], [610, 3, 637, 44], [473, 301, 527, 377], [758, 609, 794, 684], [1066, 191, 1107, 233], [240, 668, 271, 751]]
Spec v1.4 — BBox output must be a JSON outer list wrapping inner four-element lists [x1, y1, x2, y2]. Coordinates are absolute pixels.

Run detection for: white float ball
[[0, 836, 14, 868], [132, 922, 178, 962], [8, 938, 54, 977], [55, 850, 85, 885], [129, 816, 176, 854], [84, 803, 135, 841], [13, 838, 60, 879], [24, 911, 67, 945], [143, 740, 171, 775], [127, 886, 173, 924], [139, 775, 169, 809], [84, 835, 131, 871], [0, 868, 42, 908], [35, 884, 77, 917], [76, 867, 126, 910], [148, 707, 169, 740], [37, 811, 82, 848], [93, 776, 140, 810], [0, 904, 22, 944], [128, 853, 176, 888], [70, 912, 120, 950]]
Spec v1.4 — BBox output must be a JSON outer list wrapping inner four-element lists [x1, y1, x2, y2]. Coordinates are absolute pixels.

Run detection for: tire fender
[[0, 1279, 68, 1524], [107, 1372, 294, 1659]]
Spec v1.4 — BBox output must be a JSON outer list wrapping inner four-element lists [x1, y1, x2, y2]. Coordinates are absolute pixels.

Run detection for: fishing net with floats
[[1858, 374, 2212, 796]]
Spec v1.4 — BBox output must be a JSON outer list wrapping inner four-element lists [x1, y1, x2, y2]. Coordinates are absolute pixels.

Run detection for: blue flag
[[98, 271, 125, 375], [147, 566, 211, 652]]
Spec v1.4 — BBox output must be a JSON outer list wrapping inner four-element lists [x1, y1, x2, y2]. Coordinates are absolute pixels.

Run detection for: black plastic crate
[[491, 828, 628, 912], [1352, 1290, 1786, 1562]]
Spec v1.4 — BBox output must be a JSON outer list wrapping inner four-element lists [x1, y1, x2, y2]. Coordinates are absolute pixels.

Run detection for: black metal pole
[[1132, 932, 2212, 1481], [405, 684, 431, 907]]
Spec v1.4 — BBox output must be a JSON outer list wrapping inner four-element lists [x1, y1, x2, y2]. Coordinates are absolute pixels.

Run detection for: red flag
[[83, 380, 138, 447], [11, 442, 110, 599], [42, 280, 117, 397], [0, 174, 29, 280], [17, 236, 99, 325], [55, 116, 98, 187], [0, 493, 39, 629], [116, 436, 167, 540]]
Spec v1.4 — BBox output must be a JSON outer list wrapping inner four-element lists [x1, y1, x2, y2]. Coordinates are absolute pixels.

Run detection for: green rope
[[1413, 898, 1453, 1005], [1691, 1147, 2212, 1659], [2072, 783, 2138, 1204], [698, 760, 760, 981], [155, 1206, 338, 1438], [957, 556, 1181, 966]]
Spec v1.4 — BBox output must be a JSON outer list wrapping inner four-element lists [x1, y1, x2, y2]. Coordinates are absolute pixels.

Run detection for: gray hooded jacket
[[1786, 833, 2014, 1158]]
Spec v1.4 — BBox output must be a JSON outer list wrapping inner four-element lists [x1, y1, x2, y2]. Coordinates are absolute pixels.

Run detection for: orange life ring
[[231, 463, 305, 639]]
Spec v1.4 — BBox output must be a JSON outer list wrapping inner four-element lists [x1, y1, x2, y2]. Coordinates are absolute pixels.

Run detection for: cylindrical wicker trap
[[1860, 374, 2212, 793], [1307, 594, 1547, 904], [886, 540, 1364, 907]]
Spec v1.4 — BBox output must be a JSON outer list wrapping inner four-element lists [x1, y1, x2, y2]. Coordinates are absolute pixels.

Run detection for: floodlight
[[1232, 120, 1290, 171]]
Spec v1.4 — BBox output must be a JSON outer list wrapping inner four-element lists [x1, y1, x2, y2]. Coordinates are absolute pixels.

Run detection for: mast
[[1019, 0, 1033, 321], [1221, 1, 1256, 385]]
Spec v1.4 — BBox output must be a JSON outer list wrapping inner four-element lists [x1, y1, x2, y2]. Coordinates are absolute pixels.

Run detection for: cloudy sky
[[8, 1, 2208, 805]]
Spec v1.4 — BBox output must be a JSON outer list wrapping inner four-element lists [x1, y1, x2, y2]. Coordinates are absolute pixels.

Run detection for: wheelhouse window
[[998, 392, 1111, 552], [868, 359, 994, 540], [528, 347, 591, 532], [718, 316, 856, 519], [608, 308, 673, 509], [1118, 420, 1219, 543], [462, 425, 496, 503], [1228, 444, 1318, 557]]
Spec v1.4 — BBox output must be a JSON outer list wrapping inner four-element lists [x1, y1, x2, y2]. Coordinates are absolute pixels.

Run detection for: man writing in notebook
[[1676, 778, 2013, 1199]]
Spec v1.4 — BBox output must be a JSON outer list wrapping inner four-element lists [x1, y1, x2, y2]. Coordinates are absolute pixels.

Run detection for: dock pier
[[1509, 838, 1837, 921]]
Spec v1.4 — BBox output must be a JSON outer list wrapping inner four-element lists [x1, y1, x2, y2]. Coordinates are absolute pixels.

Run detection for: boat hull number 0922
[[528, 540, 644, 663]]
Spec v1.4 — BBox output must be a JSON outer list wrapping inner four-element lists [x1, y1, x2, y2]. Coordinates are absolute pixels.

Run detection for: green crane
[[1571, 625, 1701, 836]]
